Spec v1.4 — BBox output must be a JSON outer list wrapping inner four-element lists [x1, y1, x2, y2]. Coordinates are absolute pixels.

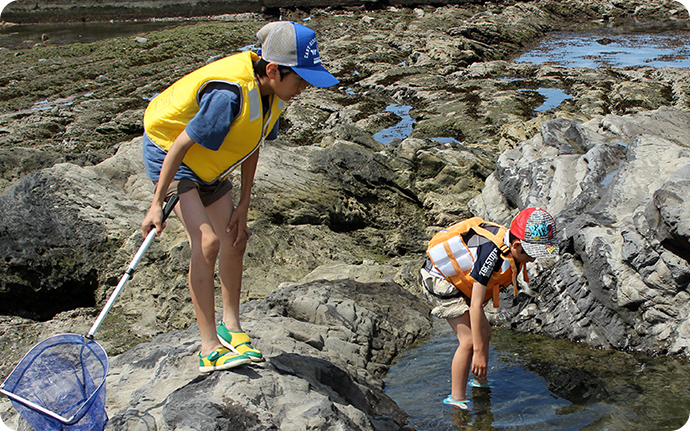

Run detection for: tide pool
[[384, 318, 690, 430], [515, 30, 690, 69]]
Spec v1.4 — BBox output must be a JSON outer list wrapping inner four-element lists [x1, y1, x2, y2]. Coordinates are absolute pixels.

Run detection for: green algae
[[0, 21, 258, 152]]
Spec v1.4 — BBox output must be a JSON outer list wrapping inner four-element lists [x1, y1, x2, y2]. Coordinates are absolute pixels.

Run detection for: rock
[[75, 280, 430, 430], [1, 0, 689, 370], [1, 280, 431, 430], [1, 1, 690, 427], [469, 107, 690, 356], [0, 166, 139, 319]]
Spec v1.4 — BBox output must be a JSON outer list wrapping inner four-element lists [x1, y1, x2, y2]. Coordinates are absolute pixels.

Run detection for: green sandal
[[217, 321, 264, 362], [198, 347, 251, 374]]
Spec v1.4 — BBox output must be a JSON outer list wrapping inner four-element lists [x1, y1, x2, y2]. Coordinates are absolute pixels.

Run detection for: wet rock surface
[[1, 0, 690, 429]]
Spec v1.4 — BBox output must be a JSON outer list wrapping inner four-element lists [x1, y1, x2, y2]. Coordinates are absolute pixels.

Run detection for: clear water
[[0, 21, 181, 49], [373, 104, 416, 144], [515, 30, 690, 69], [531, 88, 572, 112], [384, 318, 690, 430]]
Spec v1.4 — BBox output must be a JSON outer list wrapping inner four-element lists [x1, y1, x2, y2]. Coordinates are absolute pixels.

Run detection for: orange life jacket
[[426, 217, 527, 307]]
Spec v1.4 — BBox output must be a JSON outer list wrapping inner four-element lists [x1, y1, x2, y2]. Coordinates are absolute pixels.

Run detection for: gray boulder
[[1, 279, 432, 430], [101, 279, 431, 430], [469, 106, 690, 356], [0, 141, 153, 320]]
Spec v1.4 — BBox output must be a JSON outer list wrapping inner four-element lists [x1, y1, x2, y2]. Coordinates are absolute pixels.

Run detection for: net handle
[[86, 195, 179, 340]]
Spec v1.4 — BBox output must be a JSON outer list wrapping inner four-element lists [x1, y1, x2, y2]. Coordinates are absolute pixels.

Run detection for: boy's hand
[[227, 205, 251, 247], [472, 351, 488, 379], [142, 204, 165, 238]]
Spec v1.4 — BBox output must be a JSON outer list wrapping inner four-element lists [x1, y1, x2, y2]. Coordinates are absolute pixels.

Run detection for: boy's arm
[[142, 130, 196, 237], [227, 146, 260, 246], [470, 280, 490, 379]]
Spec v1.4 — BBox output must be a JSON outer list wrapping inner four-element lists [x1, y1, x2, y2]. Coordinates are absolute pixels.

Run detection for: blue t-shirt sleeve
[[186, 82, 241, 151], [266, 121, 279, 140], [470, 243, 502, 286]]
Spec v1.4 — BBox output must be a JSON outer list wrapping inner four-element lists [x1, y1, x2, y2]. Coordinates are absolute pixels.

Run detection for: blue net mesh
[[1, 334, 109, 431]]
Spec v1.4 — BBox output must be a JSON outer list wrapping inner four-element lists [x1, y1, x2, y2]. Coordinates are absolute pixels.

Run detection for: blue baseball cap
[[256, 21, 339, 88]]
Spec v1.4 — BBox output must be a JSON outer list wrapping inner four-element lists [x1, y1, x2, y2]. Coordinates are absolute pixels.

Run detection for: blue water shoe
[[443, 395, 470, 409], [468, 378, 491, 388]]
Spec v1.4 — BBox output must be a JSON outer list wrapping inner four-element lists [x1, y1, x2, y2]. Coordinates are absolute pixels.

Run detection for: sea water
[[373, 104, 416, 145], [514, 30, 690, 69], [384, 318, 690, 430], [0, 21, 181, 49]]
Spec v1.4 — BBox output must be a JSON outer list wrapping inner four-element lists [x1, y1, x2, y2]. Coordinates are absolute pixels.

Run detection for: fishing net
[[1, 195, 177, 431], [0, 334, 108, 431]]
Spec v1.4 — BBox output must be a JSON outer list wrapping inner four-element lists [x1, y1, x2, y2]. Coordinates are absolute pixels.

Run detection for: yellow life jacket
[[143, 51, 284, 183], [426, 217, 528, 308]]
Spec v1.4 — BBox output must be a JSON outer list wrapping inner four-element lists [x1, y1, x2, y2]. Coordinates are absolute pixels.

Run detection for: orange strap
[[443, 241, 464, 278], [471, 225, 510, 256], [438, 222, 526, 307]]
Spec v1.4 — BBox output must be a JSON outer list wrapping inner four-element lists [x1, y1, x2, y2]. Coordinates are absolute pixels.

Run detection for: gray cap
[[256, 21, 339, 88]]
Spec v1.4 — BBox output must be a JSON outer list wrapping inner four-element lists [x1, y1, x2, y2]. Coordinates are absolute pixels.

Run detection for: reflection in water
[[384, 318, 690, 430], [515, 30, 690, 69], [0, 21, 182, 49], [373, 104, 415, 144], [532, 88, 572, 112]]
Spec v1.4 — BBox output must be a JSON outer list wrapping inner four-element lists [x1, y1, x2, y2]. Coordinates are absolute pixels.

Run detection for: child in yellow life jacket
[[419, 207, 559, 408], [140, 21, 338, 373]]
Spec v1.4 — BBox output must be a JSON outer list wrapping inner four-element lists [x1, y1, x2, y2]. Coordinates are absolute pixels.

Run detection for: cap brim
[[293, 65, 339, 88], [522, 240, 559, 259]]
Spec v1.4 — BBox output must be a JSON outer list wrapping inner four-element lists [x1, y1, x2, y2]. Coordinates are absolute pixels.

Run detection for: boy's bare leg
[[175, 190, 223, 357], [448, 313, 473, 401], [206, 193, 245, 331]]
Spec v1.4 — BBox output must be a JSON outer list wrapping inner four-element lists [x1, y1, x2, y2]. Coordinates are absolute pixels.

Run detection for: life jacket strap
[[471, 225, 510, 256]]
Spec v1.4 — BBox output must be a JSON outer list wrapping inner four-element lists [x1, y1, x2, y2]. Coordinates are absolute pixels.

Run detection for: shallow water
[[0, 21, 182, 49], [374, 29, 690, 141], [373, 104, 416, 144], [384, 318, 690, 430], [530, 88, 573, 112], [515, 30, 690, 68]]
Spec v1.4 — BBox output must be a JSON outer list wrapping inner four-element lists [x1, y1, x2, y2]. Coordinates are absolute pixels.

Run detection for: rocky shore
[[103, 279, 431, 430], [1, 0, 690, 429], [4, 0, 683, 23]]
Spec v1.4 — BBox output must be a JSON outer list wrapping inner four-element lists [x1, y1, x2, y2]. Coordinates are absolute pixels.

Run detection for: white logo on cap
[[304, 38, 318, 63]]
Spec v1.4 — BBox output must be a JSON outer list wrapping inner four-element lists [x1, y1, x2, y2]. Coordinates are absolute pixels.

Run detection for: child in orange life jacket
[[419, 208, 559, 408], [140, 21, 339, 373]]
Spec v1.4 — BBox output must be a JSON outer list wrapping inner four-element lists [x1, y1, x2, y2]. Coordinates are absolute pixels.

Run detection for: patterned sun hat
[[509, 207, 559, 258]]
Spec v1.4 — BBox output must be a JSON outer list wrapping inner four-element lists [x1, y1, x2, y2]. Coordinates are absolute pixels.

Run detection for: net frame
[[1, 195, 178, 431], [0, 334, 108, 430]]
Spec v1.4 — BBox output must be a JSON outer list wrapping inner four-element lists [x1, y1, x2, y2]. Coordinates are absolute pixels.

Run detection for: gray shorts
[[419, 266, 470, 319], [156, 179, 232, 207]]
